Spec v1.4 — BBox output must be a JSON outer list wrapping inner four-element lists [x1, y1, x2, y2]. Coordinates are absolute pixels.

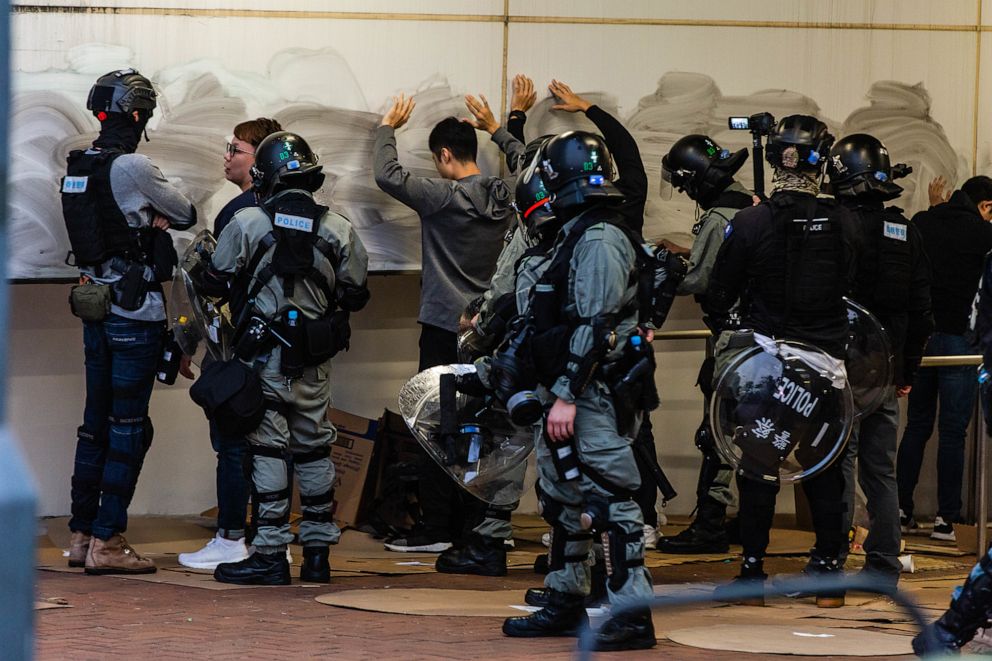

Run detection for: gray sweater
[[81, 151, 196, 322], [373, 125, 512, 332]]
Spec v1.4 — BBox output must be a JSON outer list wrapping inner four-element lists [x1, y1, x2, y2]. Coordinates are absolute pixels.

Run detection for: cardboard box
[[328, 407, 379, 529], [954, 522, 992, 555]]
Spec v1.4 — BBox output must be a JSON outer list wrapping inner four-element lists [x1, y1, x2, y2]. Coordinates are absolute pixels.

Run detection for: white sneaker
[[643, 525, 660, 550], [931, 516, 956, 542], [179, 534, 250, 570], [541, 532, 551, 548]]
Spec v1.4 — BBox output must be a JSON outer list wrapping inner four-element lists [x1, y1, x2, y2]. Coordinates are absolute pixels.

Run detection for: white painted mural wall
[[10, 0, 984, 517]]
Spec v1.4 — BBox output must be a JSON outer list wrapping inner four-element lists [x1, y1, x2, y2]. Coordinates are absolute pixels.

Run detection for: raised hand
[[510, 74, 536, 113], [549, 79, 591, 113], [381, 93, 416, 129], [464, 93, 500, 134], [928, 175, 951, 207]]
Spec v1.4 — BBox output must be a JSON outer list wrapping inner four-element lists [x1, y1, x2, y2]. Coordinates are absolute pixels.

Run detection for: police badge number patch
[[62, 176, 88, 193], [883, 220, 907, 242]]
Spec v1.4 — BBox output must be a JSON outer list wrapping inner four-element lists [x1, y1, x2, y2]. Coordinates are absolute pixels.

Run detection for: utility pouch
[[68, 282, 112, 322], [113, 262, 148, 311], [301, 310, 352, 364], [189, 359, 266, 436]]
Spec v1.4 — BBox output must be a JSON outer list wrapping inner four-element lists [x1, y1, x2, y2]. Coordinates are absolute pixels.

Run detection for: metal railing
[[652, 328, 989, 561]]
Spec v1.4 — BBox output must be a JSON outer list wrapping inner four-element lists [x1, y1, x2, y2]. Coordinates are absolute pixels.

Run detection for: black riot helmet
[[512, 136, 556, 233], [87, 68, 157, 118], [250, 131, 325, 199], [828, 133, 910, 201], [661, 134, 748, 203], [536, 131, 624, 212], [765, 115, 834, 173]]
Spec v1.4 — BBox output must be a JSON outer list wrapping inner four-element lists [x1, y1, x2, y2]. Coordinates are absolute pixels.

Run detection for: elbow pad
[[338, 282, 371, 312]]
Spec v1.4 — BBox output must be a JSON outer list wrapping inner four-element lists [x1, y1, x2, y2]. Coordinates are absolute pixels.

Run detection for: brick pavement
[[35, 555, 918, 660]]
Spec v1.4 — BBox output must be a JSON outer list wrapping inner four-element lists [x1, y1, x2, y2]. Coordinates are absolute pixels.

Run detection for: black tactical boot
[[300, 546, 331, 583], [214, 551, 291, 585], [525, 558, 607, 608], [658, 497, 729, 554], [713, 558, 767, 606], [590, 607, 657, 651], [913, 553, 992, 656], [805, 555, 845, 608], [503, 588, 588, 637], [435, 534, 507, 576]]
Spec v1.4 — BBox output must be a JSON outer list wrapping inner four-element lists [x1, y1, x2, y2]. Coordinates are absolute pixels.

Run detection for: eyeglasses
[[225, 141, 254, 157]]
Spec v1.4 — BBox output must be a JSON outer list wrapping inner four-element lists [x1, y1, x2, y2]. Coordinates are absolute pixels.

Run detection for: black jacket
[[913, 190, 992, 335], [704, 191, 860, 359], [846, 200, 934, 386]]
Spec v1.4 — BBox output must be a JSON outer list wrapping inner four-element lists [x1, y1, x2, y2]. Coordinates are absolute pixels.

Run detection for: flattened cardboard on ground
[[666, 624, 912, 656], [328, 407, 379, 528], [953, 523, 992, 555]]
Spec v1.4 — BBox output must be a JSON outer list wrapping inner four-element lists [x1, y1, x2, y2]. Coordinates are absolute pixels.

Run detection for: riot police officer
[[63, 69, 197, 574], [829, 134, 933, 588], [203, 132, 370, 585], [657, 134, 753, 555], [704, 115, 860, 607], [491, 131, 656, 650]]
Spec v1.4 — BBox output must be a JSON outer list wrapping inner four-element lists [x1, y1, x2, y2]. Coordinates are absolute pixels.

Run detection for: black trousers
[[737, 460, 847, 562], [416, 323, 487, 539]]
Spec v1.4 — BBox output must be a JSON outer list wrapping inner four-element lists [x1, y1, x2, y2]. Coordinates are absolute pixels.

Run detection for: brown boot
[[85, 535, 156, 575], [68, 531, 92, 568]]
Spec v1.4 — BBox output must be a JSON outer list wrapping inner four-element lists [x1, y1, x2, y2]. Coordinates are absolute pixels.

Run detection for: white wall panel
[[17, 1, 504, 14], [511, 0, 978, 26]]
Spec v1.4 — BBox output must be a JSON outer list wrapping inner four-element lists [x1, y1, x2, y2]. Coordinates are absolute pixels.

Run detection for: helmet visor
[[659, 159, 676, 200]]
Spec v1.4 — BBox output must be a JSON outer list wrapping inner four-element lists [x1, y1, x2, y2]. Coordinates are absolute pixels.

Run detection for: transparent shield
[[845, 297, 893, 418], [710, 339, 854, 484], [167, 230, 234, 365], [398, 364, 537, 506]]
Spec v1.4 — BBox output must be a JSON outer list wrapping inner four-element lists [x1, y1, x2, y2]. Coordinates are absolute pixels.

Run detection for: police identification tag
[[883, 220, 907, 242], [274, 212, 314, 233], [62, 176, 88, 193]]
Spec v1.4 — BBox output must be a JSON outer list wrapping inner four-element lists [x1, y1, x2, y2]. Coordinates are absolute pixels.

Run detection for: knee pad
[[548, 524, 593, 572], [601, 525, 645, 593], [294, 446, 332, 466], [247, 445, 292, 530], [76, 425, 107, 450]]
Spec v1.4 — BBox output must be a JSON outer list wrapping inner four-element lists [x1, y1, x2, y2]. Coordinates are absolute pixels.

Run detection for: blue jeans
[[209, 419, 249, 539], [69, 314, 163, 540], [897, 333, 978, 522]]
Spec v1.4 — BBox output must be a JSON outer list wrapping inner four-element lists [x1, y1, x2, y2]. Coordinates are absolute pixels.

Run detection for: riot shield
[[845, 297, 893, 418], [167, 230, 234, 365], [710, 339, 854, 484], [398, 364, 537, 506]]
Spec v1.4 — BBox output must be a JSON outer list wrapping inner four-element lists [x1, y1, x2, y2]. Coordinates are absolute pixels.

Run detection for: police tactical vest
[[770, 195, 847, 320], [854, 206, 912, 312], [231, 191, 338, 327], [61, 149, 139, 266]]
